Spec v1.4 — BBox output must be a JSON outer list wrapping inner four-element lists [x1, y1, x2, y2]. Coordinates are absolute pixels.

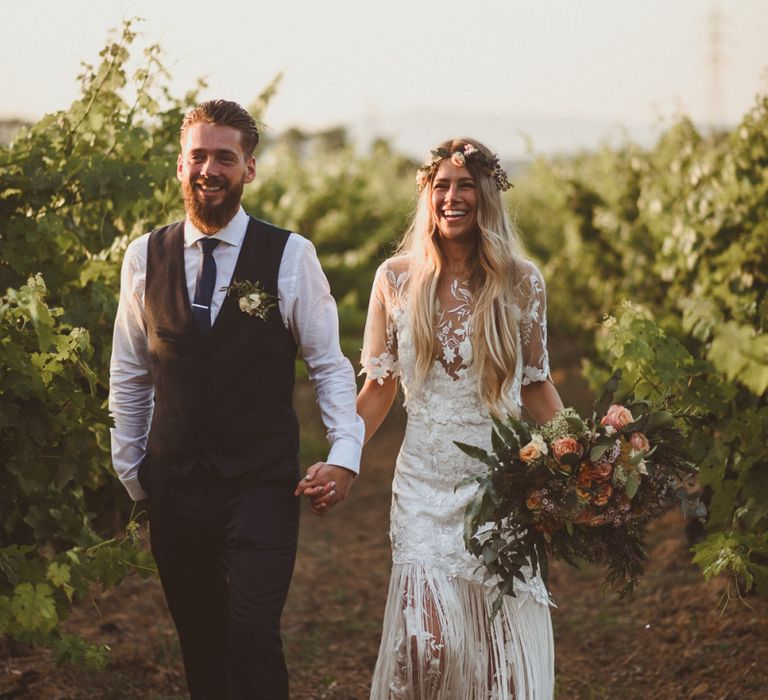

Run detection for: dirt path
[[2, 388, 766, 699]]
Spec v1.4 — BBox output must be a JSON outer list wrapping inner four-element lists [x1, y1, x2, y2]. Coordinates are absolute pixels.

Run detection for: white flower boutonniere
[[221, 279, 278, 321]]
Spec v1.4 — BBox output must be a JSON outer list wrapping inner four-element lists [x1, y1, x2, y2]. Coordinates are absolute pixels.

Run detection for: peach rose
[[451, 151, 466, 167], [519, 434, 548, 463], [600, 404, 634, 431], [519, 444, 540, 463], [526, 490, 544, 510], [630, 432, 650, 453], [552, 437, 583, 462]]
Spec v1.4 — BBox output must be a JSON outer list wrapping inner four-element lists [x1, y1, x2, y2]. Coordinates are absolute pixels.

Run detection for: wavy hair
[[397, 138, 528, 416], [180, 99, 260, 157]]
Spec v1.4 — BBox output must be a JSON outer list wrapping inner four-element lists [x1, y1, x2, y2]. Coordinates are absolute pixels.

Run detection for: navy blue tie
[[192, 238, 220, 334]]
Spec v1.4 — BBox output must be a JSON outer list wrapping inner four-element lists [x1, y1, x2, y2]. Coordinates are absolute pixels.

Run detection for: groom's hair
[[180, 100, 260, 157]]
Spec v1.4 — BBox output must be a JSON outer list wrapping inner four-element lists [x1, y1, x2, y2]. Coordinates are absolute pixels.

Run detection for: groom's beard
[[181, 175, 244, 234]]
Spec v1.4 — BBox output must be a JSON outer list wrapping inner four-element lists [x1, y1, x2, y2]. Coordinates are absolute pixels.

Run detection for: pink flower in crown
[[600, 404, 634, 431], [415, 169, 430, 191], [463, 144, 478, 156], [451, 151, 466, 167]]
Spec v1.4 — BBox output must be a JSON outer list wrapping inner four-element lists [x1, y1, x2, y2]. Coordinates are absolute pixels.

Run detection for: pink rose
[[451, 151, 466, 167], [630, 432, 650, 453], [552, 437, 583, 462], [592, 460, 613, 482], [600, 404, 634, 431]]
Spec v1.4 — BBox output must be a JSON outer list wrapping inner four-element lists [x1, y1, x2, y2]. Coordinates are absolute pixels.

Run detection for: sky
[[3, 0, 768, 157]]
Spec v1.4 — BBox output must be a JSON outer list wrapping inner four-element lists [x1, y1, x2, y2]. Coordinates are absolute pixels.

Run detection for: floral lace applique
[[360, 266, 407, 384], [519, 271, 550, 386], [435, 278, 473, 378], [366, 352, 399, 385]]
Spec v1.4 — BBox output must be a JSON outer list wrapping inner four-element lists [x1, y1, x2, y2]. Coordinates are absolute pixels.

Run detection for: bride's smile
[[431, 158, 479, 243]]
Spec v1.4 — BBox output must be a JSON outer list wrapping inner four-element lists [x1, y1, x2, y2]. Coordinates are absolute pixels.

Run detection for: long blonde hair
[[397, 138, 528, 416]]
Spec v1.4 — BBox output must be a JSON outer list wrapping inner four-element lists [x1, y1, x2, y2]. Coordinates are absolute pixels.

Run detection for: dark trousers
[[141, 461, 300, 700]]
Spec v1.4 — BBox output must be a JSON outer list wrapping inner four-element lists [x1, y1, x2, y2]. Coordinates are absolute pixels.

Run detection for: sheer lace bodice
[[361, 255, 551, 417], [363, 256, 555, 699]]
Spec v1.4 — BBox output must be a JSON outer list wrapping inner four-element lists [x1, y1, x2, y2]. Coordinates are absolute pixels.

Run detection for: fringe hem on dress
[[370, 561, 554, 700]]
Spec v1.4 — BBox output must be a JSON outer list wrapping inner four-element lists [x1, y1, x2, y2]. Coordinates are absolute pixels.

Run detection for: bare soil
[[2, 372, 766, 699]]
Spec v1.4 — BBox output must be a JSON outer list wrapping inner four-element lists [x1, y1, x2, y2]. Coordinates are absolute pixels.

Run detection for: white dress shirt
[[109, 207, 365, 500]]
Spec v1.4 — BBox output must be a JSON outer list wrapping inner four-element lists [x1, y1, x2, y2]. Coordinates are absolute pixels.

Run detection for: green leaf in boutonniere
[[221, 279, 278, 321]]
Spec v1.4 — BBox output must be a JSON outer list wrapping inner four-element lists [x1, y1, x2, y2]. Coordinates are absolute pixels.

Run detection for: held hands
[[294, 462, 355, 516]]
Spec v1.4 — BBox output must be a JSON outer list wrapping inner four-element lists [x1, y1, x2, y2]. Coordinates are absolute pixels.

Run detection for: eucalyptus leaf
[[625, 472, 640, 499], [454, 442, 499, 469]]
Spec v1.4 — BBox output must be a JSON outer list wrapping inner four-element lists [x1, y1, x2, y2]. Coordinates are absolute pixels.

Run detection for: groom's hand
[[294, 462, 355, 517]]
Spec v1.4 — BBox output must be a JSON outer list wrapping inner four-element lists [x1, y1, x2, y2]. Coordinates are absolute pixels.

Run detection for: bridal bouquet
[[457, 379, 704, 614]]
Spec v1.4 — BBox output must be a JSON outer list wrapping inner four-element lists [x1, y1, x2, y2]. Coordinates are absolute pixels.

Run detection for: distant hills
[[350, 108, 665, 160]]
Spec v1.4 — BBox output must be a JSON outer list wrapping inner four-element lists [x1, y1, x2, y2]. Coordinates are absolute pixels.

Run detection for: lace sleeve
[[520, 263, 551, 386], [360, 263, 400, 384]]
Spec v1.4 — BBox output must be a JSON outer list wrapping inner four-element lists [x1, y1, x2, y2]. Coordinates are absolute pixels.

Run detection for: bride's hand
[[294, 462, 355, 516]]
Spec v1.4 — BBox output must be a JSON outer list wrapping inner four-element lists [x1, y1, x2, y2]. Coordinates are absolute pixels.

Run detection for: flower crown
[[415, 143, 512, 192]]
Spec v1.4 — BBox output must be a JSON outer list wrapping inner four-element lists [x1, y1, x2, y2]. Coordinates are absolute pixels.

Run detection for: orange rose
[[630, 432, 650, 453], [600, 404, 634, 431], [593, 483, 613, 506], [574, 508, 595, 524], [526, 490, 544, 511], [576, 487, 592, 503], [577, 465, 593, 488], [552, 437, 583, 462]]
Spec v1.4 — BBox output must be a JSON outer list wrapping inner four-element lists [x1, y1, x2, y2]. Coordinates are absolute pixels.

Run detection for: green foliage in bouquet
[[457, 375, 703, 616]]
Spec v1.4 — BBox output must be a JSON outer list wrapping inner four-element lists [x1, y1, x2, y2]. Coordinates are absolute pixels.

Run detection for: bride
[[301, 138, 563, 698]]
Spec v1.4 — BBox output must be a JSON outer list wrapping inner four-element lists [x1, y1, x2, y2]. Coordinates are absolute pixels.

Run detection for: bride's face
[[430, 159, 479, 245]]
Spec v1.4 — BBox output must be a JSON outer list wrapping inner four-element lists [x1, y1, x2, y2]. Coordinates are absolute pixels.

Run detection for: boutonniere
[[221, 279, 278, 320]]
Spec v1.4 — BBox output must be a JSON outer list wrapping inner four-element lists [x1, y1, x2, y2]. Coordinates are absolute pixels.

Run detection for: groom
[[109, 99, 363, 699]]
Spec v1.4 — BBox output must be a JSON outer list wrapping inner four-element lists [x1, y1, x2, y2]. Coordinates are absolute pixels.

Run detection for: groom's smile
[[177, 122, 256, 234]]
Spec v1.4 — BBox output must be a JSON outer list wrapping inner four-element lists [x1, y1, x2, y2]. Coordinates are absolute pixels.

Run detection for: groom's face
[[177, 122, 256, 234]]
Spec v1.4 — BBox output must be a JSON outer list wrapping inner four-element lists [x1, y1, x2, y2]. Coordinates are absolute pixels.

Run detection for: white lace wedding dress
[[362, 256, 555, 700]]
